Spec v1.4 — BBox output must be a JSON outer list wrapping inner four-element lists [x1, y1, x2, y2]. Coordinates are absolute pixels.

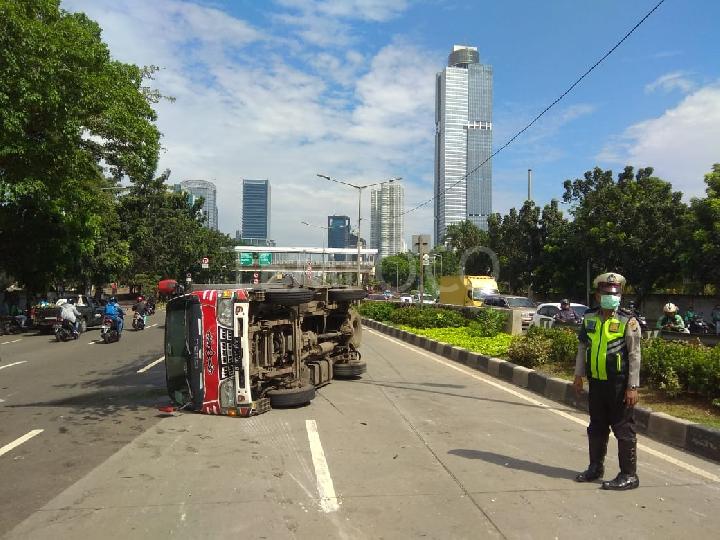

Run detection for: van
[[438, 275, 499, 307]]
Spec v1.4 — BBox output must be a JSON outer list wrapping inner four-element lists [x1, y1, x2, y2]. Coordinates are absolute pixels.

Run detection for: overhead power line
[[403, 0, 666, 217]]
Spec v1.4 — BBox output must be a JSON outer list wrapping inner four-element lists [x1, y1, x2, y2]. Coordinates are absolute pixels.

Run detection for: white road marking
[[368, 329, 720, 484], [306, 419, 340, 513], [0, 429, 44, 458], [137, 356, 165, 373], [0, 361, 27, 371], [10, 339, 21, 343], [148, 323, 158, 328], [1, 341, 11, 345]]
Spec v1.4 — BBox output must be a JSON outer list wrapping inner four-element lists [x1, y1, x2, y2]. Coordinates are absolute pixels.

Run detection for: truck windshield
[[472, 287, 498, 300], [165, 296, 202, 406]]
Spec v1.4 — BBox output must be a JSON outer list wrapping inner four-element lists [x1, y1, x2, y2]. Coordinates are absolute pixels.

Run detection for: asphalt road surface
[[1, 322, 719, 539]]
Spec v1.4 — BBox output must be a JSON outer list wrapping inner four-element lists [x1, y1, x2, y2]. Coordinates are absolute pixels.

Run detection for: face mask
[[600, 294, 621, 310]]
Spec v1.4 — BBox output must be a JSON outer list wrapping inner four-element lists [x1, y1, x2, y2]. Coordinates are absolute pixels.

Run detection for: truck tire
[[264, 289, 316, 306], [267, 384, 315, 407], [333, 361, 367, 378], [328, 288, 367, 302]]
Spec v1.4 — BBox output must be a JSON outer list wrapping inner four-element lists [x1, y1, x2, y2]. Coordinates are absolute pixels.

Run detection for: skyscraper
[[241, 179, 271, 241], [434, 45, 493, 243], [179, 179, 219, 230], [327, 215, 351, 249], [370, 183, 404, 258]]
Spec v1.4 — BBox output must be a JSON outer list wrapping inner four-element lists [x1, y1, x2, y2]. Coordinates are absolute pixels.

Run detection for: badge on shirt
[[609, 321, 620, 333]]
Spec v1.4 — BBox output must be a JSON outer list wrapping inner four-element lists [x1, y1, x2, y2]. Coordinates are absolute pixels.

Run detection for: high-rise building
[[241, 179, 271, 241], [327, 215, 351, 249], [370, 183, 404, 258], [178, 179, 219, 230], [434, 44, 493, 242]]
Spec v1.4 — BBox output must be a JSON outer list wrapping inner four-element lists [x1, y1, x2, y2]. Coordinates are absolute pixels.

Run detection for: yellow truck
[[438, 275, 499, 307]]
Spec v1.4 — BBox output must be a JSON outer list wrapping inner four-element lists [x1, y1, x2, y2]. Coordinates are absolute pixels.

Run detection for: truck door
[[165, 295, 203, 409]]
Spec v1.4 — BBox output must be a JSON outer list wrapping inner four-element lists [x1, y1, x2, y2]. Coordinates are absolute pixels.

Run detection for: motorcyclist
[[656, 303, 688, 333], [683, 305, 696, 326], [554, 299, 581, 324], [104, 296, 125, 335], [132, 296, 148, 325], [60, 298, 82, 336]]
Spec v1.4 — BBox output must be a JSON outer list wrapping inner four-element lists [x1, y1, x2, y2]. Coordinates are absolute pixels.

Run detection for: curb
[[362, 318, 720, 464]]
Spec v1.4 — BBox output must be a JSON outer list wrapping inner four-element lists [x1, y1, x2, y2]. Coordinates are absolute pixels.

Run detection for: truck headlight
[[219, 378, 235, 408], [217, 298, 233, 327]]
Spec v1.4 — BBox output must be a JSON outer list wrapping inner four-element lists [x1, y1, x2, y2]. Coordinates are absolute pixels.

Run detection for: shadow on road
[[448, 448, 577, 479], [357, 379, 551, 410]]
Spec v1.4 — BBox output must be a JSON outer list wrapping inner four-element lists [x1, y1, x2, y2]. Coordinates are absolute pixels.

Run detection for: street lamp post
[[317, 174, 401, 287], [300, 221, 328, 284]]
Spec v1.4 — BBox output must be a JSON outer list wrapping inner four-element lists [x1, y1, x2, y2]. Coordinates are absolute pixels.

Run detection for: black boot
[[602, 439, 639, 490], [575, 436, 607, 482]]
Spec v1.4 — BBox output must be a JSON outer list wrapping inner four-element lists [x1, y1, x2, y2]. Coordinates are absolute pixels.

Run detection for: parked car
[[399, 295, 413, 303], [482, 295, 537, 329], [413, 293, 437, 305], [366, 293, 388, 301], [33, 294, 105, 333], [531, 302, 589, 328]]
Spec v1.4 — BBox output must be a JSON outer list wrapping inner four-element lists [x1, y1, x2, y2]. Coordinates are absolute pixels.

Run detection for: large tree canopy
[[0, 0, 160, 291]]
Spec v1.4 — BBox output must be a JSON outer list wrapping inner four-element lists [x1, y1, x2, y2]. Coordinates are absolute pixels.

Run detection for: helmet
[[663, 302, 677, 313], [67, 298, 75, 305], [593, 272, 626, 294], [109, 296, 117, 303], [560, 298, 570, 306], [137, 296, 144, 302]]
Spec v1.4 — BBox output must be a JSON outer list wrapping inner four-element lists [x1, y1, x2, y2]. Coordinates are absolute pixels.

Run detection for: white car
[[531, 302, 589, 328], [413, 293, 437, 305]]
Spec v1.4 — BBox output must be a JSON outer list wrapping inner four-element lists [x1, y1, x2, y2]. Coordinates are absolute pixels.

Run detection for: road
[[1, 322, 719, 539]]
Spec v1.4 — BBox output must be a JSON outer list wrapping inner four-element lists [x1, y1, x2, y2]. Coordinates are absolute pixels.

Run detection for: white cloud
[[598, 83, 720, 197], [644, 71, 695, 94], [61, 0, 436, 246]]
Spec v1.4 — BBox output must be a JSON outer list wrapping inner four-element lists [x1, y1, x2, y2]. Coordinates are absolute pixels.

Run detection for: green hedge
[[358, 301, 507, 336], [401, 326, 512, 357], [642, 339, 720, 404], [507, 326, 578, 369]]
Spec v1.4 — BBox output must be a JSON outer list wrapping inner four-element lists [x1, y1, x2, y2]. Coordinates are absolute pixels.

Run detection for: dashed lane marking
[[0, 361, 27, 371], [368, 328, 720, 484], [137, 356, 165, 373], [148, 323, 158, 328], [0, 429, 44, 458], [306, 419, 340, 513]]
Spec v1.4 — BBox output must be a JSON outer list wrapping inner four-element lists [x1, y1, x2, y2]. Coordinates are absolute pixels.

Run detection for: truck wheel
[[328, 288, 367, 302], [333, 361, 367, 378], [264, 289, 316, 306], [267, 384, 315, 407]]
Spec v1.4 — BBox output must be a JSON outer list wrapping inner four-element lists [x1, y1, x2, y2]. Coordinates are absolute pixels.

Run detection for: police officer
[[573, 272, 641, 490]]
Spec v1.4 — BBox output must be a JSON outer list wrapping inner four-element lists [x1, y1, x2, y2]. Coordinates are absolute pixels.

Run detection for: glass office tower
[[370, 183, 404, 259], [179, 179, 219, 230], [241, 179, 271, 241], [434, 45, 493, 243]]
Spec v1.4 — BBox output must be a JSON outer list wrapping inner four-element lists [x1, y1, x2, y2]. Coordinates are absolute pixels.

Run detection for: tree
[[0, 0, 161, 291], [563, 166, 688, 303], [442, 220, 492, 275], [684, 164, 720, 292]]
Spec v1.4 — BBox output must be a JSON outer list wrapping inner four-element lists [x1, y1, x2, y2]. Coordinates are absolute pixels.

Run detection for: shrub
[[403, 326, 513, 357], [388, 306, 467, 329], [507, 333, 552, 368], [357, 301, 397, 322], [464, 308, 508, 337], [641, 338, 720, 400]]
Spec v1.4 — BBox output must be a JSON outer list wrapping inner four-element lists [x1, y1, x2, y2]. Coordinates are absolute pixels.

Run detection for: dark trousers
[[587, 379, 635, 442]]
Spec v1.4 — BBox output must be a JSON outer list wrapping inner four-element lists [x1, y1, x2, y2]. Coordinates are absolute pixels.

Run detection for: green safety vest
[[583, 311, 629, 381]]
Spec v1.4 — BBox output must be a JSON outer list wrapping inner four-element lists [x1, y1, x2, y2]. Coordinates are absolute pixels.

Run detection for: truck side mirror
[[467, 290, 472, 299]]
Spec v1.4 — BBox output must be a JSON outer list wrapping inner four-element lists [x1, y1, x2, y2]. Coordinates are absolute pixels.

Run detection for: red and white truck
[[164, 284, 366, 416]]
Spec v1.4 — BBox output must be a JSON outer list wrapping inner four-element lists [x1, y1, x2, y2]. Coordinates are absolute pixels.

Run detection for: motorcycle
[[54, 317, 79, 342], [132, 311, 146, 331], [101, 315, 120, 343], [145, 300, 156, 316], [687, 314, 711, 334], [0, 315, 24, 335]]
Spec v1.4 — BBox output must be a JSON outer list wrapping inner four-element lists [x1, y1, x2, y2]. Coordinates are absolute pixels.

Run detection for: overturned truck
[[164, 284, 367, 416]]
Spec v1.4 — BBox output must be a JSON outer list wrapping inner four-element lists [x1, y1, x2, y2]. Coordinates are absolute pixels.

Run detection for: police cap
[[593, 272, 626, 294]]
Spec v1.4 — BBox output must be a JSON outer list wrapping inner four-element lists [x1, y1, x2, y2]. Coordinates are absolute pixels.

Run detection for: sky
[[62, 0, 720, 247]]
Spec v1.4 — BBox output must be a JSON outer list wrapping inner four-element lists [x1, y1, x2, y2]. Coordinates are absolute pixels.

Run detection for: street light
[[317, 173, 401, 287], [300, 221, 328, 283]]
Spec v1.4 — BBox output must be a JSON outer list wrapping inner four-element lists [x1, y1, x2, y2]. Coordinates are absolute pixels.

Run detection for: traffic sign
[[422, 253, 430, 266], [258, 252, 272, 266], [201, 257, 209, 264], [253, 272, 259, 278], [240, 253, 253, 266]]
